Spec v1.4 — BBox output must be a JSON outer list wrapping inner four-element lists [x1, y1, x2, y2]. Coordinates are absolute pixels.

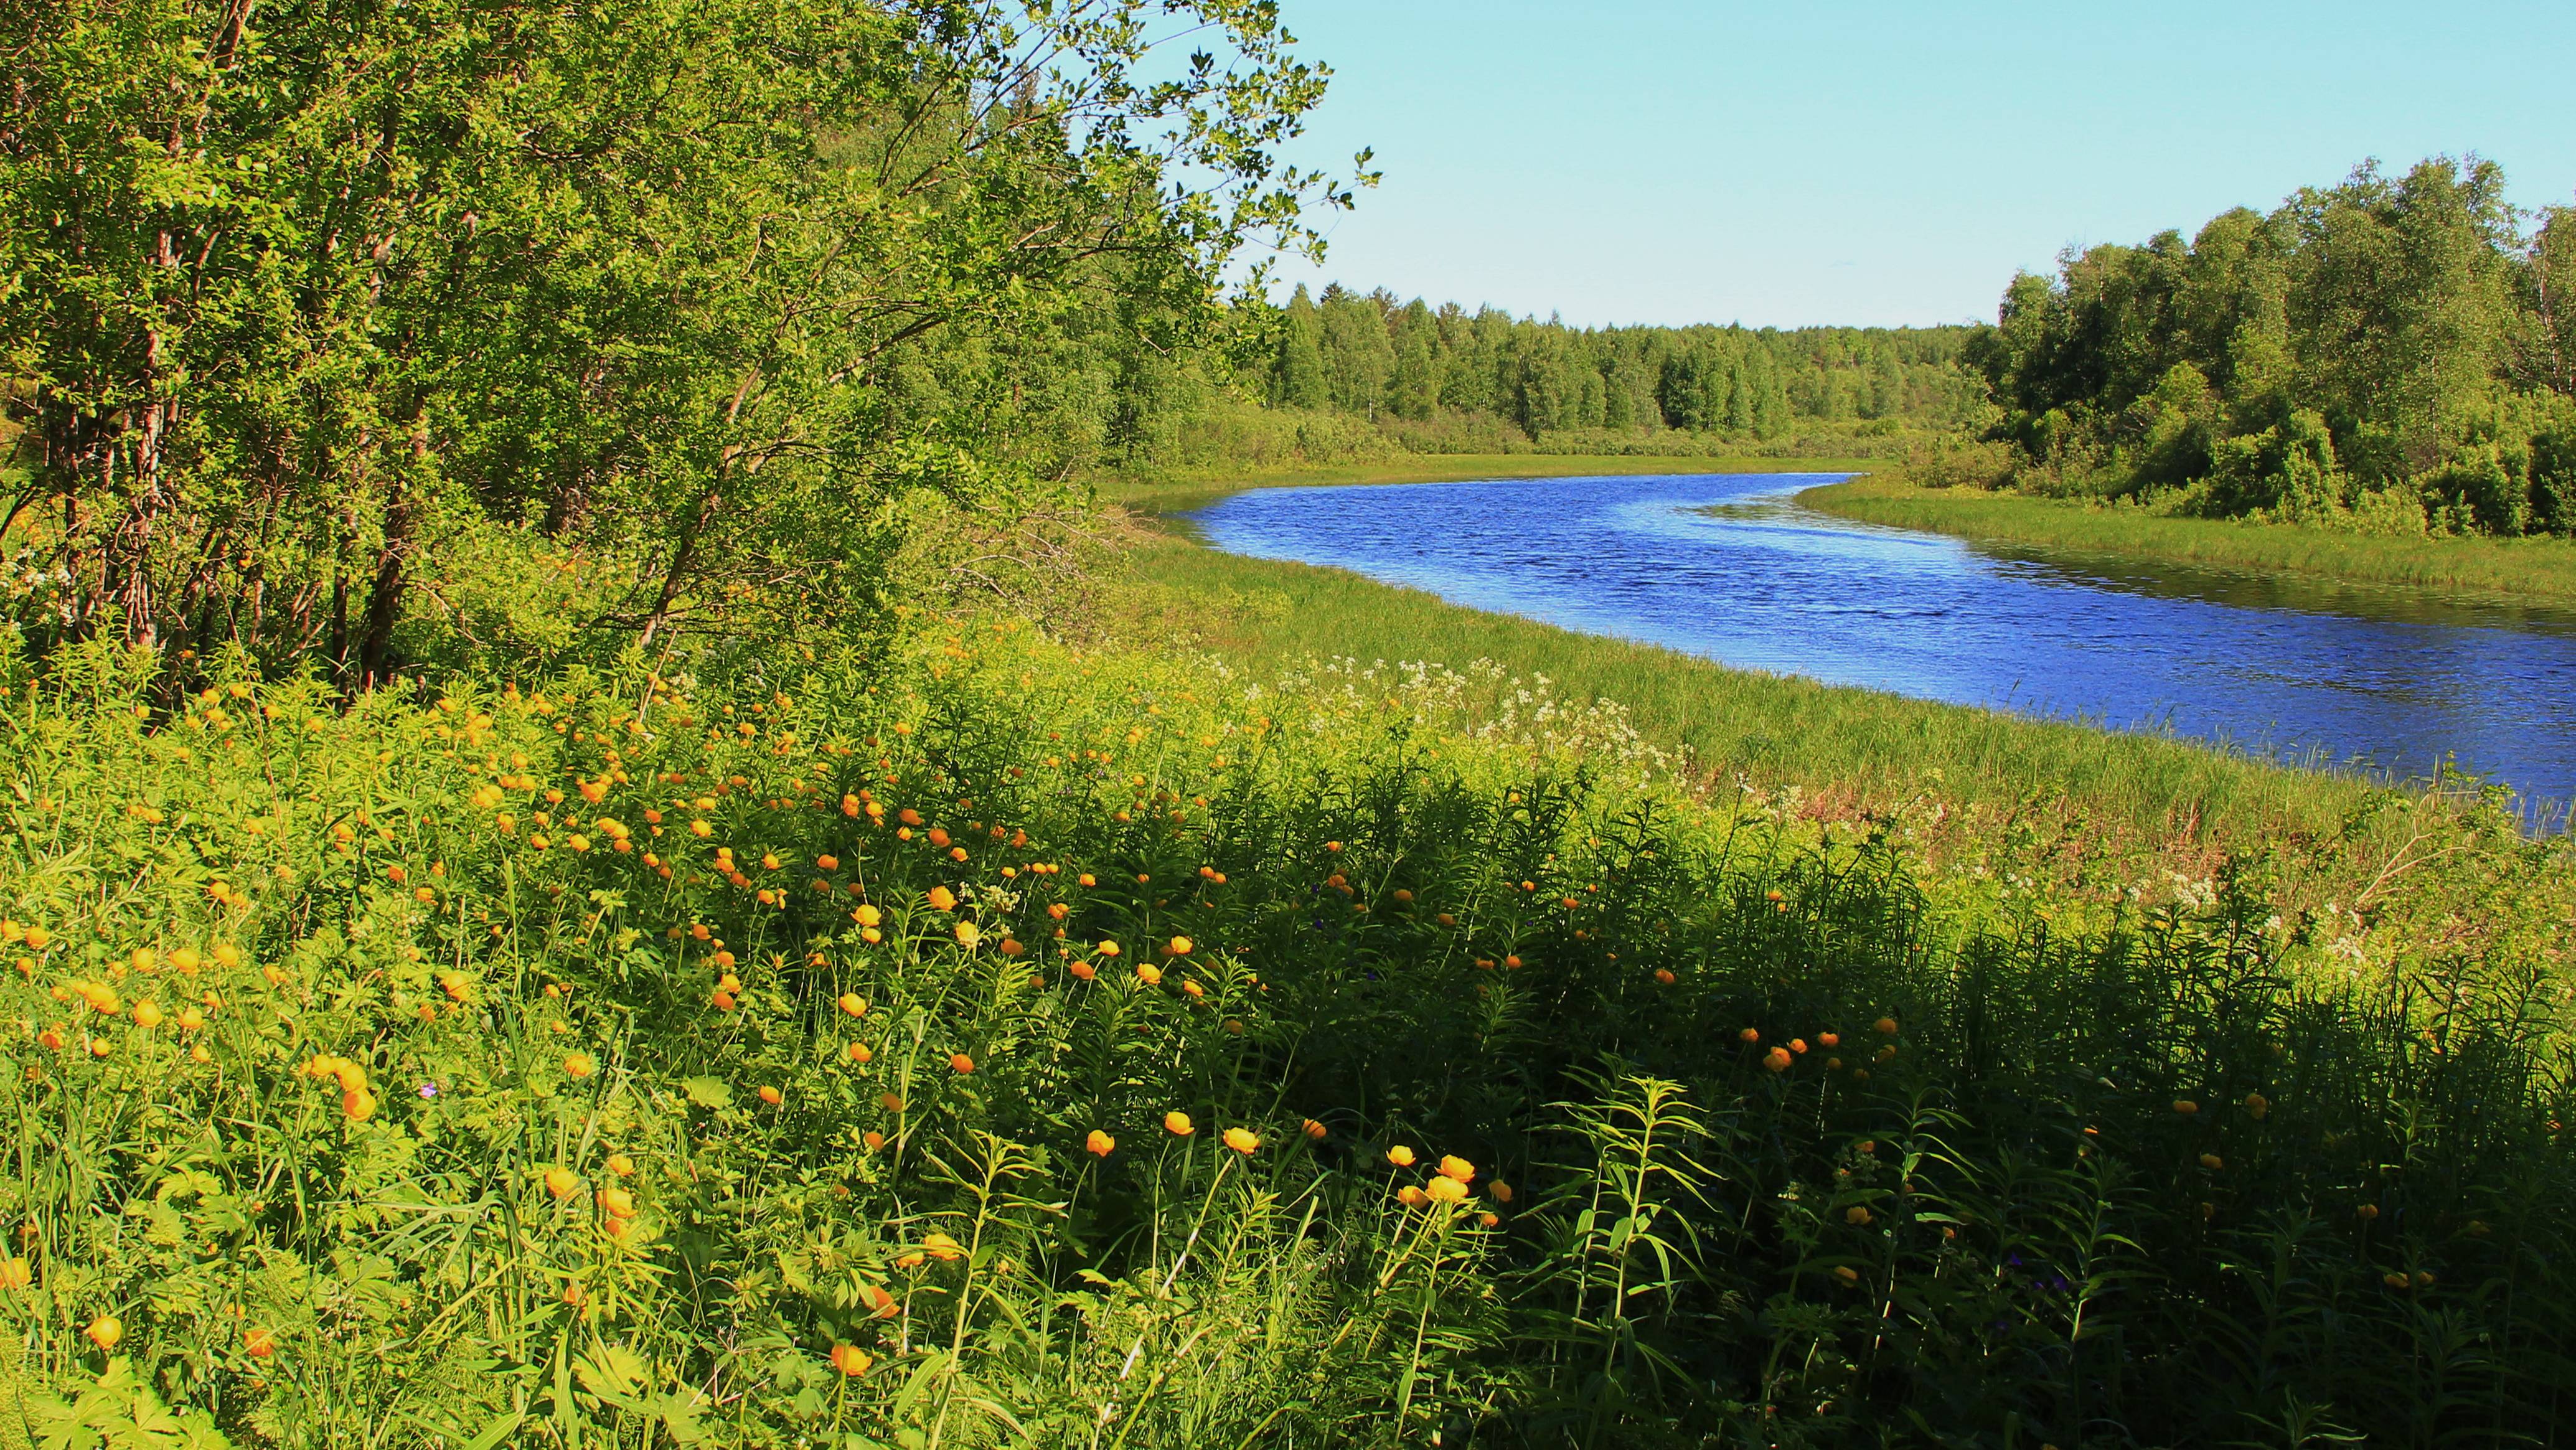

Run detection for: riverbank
[[1093, 500, 2398, 858], [1107, 452, 1872, 517], [1800, 473, 2576, 605]]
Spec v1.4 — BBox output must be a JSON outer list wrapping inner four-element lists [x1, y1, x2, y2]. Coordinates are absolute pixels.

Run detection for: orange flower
[[543, 1167, 581, 1200], [1396, 1185, 1428, 1208], [758, 1085, 784, 1106], [606, 1153, 636, 1177], [1223, 1127, 1259, 1155], [862, 1283, 900, 1318], [1096, 939, 1121, 958], [847, 1042, 875, 1064], [563, 1052, 596, 1079], [1488, 1179, 1513, 1204], [838, 992, 867, 1018], [86, 1314, 123, 1352], [1165, 935, 1193, 956], [2173, 1099, 2199, 1115], [863, 1130, 886, 1151], [599, 1187, 637, 1219], [926, 886, 957, 911], [0, 1258, 31, 1291], [1425, 1175, 1468, 1205], [244, 1326, 276, 1358], [1164, 1111, 1194, 1136], [1386, 1145, 1416, 1167], [1135, 963, 1163, 986], [1874, 1017, 1899, 1036], [1738, 1027, 1760, 1043], [1437, 1156, 1474, 1183], [1086, 1129, 1116, 1157], [1653, 968, 1676, 985], [949, 1052, 975, 1075], [1302, 1118, 1327, 1140], [829, 1344, 872, 1377], [1763, 1047, 1793, 1072]]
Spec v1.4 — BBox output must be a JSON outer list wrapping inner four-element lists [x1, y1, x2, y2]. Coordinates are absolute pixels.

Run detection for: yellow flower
[[1164, 1111, 1194, 1136], [1086, 1129, 1116, 1157], [544, 1167, 581, 1200], [954, 921, 980, 948], [1166, 935, 1193, 956], [131, 1001, 164, 1030], [1437, 1156, 1474, 1183], [606, 1153, 636, 1177], [1425, 1175, 1468, 1205], [86, 1314, 122, 1351], [838, 992, 868, 1018], [0, 1258, 31, 1291], [1396, 1185, 1428, 1208], [1134, 963, 1162, 986], [1223, 1127, 1259, 1155], [1386, 1145, 1416, 1168], [563, 1053, 596, 1079], [926, 886, 957, 911], [599, 1187, 637, 1219], [2199, 1154, 2224, 1170], [829, 1344, 872, 1377]]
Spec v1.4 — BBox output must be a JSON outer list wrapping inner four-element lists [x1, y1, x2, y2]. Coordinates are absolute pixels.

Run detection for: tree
[[0, 0, 1356, 682]]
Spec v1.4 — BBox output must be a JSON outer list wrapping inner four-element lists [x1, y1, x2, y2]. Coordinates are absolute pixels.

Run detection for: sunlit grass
[[1106, 453, 1876, 517], [1111, 521, 2392, 853], [1805, 473, 2576, 603]]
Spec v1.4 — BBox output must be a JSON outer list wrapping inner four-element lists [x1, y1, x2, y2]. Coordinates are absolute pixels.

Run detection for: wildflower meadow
[[1, 614, 2570, 1448]]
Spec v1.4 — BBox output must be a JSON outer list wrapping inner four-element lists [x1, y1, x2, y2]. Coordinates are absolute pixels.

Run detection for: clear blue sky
[[1253, 0, 2576, 329]]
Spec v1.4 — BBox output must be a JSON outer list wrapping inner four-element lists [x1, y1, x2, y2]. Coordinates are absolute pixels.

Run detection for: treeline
[[1963, 156, 2576, 535], [1246, 283, 1982, 450]]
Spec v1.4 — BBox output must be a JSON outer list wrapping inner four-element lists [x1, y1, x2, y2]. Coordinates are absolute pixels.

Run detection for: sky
[[1250, 0, 2576, 331]]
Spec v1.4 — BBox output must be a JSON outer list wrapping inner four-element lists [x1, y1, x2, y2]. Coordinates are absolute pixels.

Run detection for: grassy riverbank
[[1101, 519, 2402, 859], [1107, 452, 1868, 517], [1802, 473, 2576, 604]]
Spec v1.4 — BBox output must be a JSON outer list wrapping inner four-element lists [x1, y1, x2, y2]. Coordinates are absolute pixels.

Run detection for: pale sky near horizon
[[1250, 0, 2576, 331]]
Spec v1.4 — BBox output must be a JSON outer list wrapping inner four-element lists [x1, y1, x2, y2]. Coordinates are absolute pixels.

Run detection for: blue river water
[[1186, 472, 2576, 811]]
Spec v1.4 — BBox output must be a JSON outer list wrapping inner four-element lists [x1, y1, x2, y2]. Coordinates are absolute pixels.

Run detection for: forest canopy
[[1962, 156, 2576, 535]]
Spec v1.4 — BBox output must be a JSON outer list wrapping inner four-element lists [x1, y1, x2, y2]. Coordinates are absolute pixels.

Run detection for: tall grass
[[1107, 522, 2397, 856], [1805, 474, 2576, 605], [1, 617, 2568, 1446]]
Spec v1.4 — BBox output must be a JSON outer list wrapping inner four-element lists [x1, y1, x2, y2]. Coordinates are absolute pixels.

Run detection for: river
[[1186, 471, 2576, 812]]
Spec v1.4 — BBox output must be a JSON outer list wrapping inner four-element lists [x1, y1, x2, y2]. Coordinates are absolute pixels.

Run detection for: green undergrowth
[[3, 614, 2570, 1447], [1803, 474, 2576, 605]]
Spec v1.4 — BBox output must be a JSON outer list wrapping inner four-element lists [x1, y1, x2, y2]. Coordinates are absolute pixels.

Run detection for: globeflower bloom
[[1223, 1127, 1259, 1155], [1164, 1111, 1194, 1136], [1437, 1156, 1474, 1183], [1087, 1129, 1116, 1157], [1426, 1175, 1469, 1205], [1386, 1145, 1416, 1167]]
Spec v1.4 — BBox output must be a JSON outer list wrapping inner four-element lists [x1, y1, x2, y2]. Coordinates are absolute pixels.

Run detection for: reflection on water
[[1187, 473, 2576, 810]]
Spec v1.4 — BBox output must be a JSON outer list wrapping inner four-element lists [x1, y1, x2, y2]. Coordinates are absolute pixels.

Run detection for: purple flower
[[418, 1081, 440, 1099]]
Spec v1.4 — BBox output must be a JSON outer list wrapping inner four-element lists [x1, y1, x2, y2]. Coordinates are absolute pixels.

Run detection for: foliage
[[0, 0, 1353, 684], [1, 613, 2570, 1446], [1962, 156, 2576, 536]]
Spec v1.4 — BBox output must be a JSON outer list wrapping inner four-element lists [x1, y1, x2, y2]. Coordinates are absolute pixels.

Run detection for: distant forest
[[1085, 289, 1986, 473], [1256, 285, 1981, 443]]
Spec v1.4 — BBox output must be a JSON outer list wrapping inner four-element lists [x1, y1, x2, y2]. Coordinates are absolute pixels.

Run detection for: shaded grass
[[1106, 522, 2388, 852], [1803, 473, 2576, 604], [1105, 453, 1870, 517]]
